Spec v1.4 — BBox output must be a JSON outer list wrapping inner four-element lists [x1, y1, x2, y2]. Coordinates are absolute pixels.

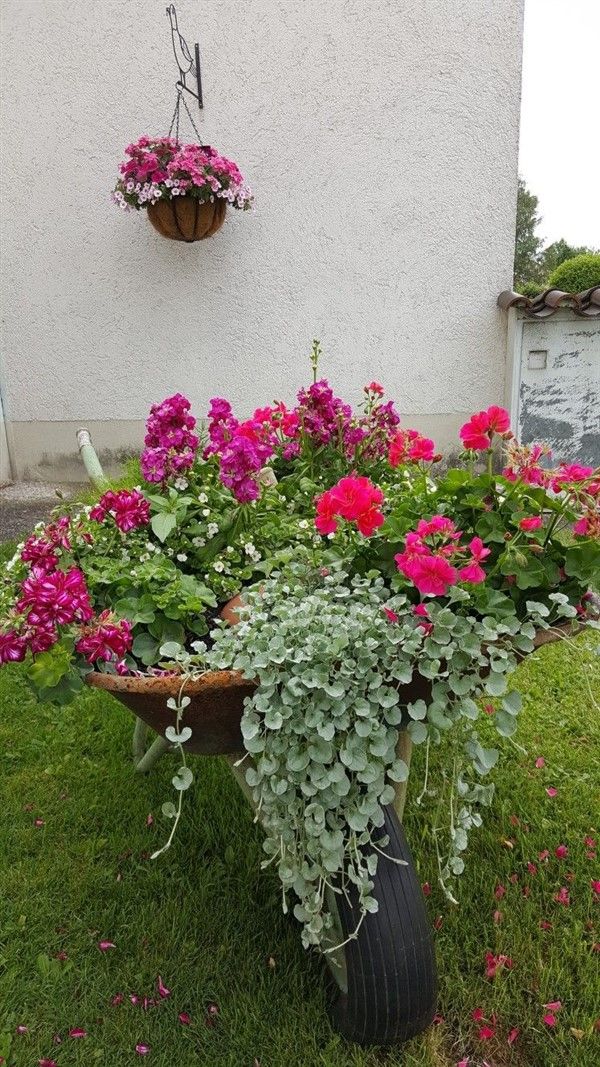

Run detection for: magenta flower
[[91, 489, 150, 533], [141, 393, 198, 483], [0, 629, 28, 664], [76, 612, 132, 664], [17, 567, 93, 627]]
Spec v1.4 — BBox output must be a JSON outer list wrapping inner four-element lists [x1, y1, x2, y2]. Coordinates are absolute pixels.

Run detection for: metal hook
[[166, 4, 203, 109]]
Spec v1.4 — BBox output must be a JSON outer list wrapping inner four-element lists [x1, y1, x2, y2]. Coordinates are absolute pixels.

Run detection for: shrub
[[515, 280, 543, 299], [547, 253, 600, 294]]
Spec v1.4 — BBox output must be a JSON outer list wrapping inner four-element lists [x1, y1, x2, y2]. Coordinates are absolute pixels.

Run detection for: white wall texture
[[0, 0, 524, 480]]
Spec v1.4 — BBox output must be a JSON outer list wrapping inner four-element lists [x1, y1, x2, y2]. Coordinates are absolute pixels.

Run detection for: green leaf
[[485, 671, 508, 696], [502, 690, 523, 715], [407, 720, 428, 744], [151, 511, 177, 542], [172, 766, 194, 791], [28, 647, 71, 690], [407, 699, 427, 720], [132, 632, 160, 666]]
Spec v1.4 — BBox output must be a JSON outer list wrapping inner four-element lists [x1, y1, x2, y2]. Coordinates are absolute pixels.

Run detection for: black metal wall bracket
[[166, 4, 203, 109]]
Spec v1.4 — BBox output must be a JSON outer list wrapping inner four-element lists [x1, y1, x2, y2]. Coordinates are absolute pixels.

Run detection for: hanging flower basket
[[113, 136, 253, 243]]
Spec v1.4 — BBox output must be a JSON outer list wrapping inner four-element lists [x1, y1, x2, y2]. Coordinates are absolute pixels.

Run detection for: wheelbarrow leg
[[132, 718, 172, 773]]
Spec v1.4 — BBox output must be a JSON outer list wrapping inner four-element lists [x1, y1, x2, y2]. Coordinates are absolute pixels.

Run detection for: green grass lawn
[[0, 566, 599, 1065]]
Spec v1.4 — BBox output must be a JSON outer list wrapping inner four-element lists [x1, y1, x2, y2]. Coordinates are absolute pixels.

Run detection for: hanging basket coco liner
[[147, 195, 227, 242]]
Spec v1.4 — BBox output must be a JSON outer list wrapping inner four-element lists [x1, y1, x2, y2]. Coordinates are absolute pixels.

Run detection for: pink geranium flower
[[519, 516, 543, 531], [460, 405, 510, 451]]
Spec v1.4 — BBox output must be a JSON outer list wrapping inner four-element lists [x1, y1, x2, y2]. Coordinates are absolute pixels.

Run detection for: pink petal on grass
[[471, 1008, 484, 1021], [555, 845, 568, 859], [68, 1028, 87, 1038], [543, 1013, 557, 1027], [478, 1025, 495, 1040], [554, 887, 570, 906], [16, 1025, 28, 1034], [507, 1027, 519, 1045], [539, 849, 550, 861], [545, 787, 558, 798], [178, 1012, 192, 1025], [135, 1044, 151, 1055], [38, 1060, 58, 1067], [157, 975, 171, 999], [110, 993, 124, 1006], [98, 940, 116, 952], [493, 909, 503, 925], [544, 1001, 562, 1012], [494, 884, 506, 900], [535, 757, 545, 768], [34, 819, 45, 827], [146, 813, 154, 827], [457, 1060, 469, 1067], [591, 880, 600, 896], [421, 882, 431, 896], [129, 995, 141, 1006], [539, 920, 553, 930]]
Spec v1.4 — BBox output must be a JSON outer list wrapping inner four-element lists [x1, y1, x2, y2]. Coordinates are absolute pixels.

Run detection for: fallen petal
[[110, 994, 124, 1006], [98, 940, 116, 951], [507, 1027, 519, 1045], [535, 756, 545, 768], [157, 975, 171, 999], [68, 1028, 87, 1038], [544, 1001, 562, 1011], [478, 1024, 495, 1040], [146, 813, 154, 827], [34, 819, 45, 827], [16, 1025, 28, 1035], [555, 845, 568, 859], [38, 1060, 57, 1067], [543, 1013, 556, 1027], [135, 1044, 151, 1056], [471, 1007, 484, 1021], [178, 1012, 192, 1025], [546, 787, 558, 798]]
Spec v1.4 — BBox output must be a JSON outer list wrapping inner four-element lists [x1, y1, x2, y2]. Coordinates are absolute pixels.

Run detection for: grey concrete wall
[[0, 0, 524, 480]]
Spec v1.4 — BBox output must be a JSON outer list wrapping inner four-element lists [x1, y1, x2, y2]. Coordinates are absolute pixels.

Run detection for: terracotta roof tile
[[497, 286, 600, 318]]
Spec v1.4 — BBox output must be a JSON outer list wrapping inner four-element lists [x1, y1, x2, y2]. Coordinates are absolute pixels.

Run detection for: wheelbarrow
[[76, 429, 573, 1047]]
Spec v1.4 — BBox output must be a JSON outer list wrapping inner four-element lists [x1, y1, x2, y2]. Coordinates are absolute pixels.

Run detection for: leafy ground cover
[[0, 540, 599, 1067]]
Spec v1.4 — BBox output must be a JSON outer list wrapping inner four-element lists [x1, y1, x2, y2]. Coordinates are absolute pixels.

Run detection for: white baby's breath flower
[[207, 523, 219, 538], [213, 561, 225, 572], [298, 520, 309, 529], [192, 536, 206, 547], [174, 477, 188, 491], [176, 553, 188, 562], [202, 508, 210, 517], [198, 493, 208, 504], [226, 545, 235, 554]]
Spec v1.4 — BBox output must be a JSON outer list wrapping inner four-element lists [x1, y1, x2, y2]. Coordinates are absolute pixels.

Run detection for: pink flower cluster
[[90, 489, 150, 533], [388, 427, 437, 466], [395, 516, 491, 596], [296, 379, 354, 448], [141, 394, 198, 484], [75, 611, 132, 664], [204, 398, 299, 501], [460, 405, 511, 451], [21, 516, 74, 575], [0, 567, 95, 665], [315, 476, 385, 537], [113, 137, 253, 212]]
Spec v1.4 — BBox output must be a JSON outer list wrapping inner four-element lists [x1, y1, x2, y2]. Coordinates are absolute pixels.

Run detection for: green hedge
[[547, 253, 600, 293]]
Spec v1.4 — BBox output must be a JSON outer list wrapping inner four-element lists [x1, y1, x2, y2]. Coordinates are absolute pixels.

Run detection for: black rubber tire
[[327, 805, 437, 1046]]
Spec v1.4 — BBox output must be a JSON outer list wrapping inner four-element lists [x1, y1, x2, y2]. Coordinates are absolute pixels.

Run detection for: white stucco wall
[[0, 0, 524, 480]]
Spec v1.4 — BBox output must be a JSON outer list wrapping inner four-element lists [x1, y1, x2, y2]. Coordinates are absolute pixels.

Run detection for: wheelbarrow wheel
[[324, 805, 437, 1046]]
